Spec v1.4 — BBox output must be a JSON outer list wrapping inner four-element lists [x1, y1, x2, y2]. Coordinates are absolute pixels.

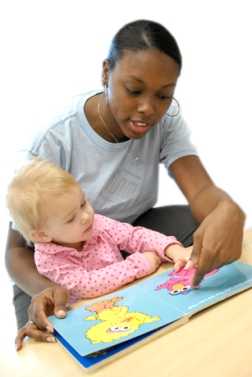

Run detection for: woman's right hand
[[15, 285, 70, 350]]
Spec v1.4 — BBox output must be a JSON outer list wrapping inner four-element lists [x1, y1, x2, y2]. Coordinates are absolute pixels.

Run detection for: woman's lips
[[128, 120, 152, 134]]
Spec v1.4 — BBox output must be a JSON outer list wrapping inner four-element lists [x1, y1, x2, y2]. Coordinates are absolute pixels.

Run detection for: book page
[[49, 261, 252, 357]]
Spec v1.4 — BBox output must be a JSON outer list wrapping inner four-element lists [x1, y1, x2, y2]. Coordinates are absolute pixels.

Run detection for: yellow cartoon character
[[84, 296, 160, 344]]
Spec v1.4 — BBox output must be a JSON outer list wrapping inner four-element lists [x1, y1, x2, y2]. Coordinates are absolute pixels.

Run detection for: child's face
[[43, 185, 94, 247]]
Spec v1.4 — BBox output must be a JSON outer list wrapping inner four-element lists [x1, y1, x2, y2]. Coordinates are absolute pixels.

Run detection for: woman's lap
[[13, 284, 32, 329], [13, 205, 198, 328], [133, 205, 198, 246]]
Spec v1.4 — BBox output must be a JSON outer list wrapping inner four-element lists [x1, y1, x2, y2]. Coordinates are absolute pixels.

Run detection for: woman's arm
[[170, 155, 245, 284], [5, 225, 56, 295], [5, 225, 69, 333]]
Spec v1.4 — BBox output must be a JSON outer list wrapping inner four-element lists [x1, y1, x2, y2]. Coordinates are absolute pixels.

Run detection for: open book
[[49, 261, 252, 371]]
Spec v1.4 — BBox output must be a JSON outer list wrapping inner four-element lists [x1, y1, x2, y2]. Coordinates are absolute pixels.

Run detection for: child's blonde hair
[[7, 159, 78, 241]]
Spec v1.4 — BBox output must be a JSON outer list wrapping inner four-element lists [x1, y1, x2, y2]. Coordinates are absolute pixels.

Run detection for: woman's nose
[[137, 97, 155, 116]]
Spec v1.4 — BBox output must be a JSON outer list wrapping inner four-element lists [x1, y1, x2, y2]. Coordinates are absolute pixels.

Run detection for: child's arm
[[99, 215, 182, 262], [34, 250, 158, 301], [165, 245, 193, 271]]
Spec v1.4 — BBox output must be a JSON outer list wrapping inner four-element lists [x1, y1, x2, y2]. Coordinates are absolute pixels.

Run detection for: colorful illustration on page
[[83, 296, 160, 344], [155, 267, 218, 296]]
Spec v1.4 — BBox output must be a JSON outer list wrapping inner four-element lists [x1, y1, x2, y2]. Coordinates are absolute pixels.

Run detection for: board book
[[49, 261, 252, 371]]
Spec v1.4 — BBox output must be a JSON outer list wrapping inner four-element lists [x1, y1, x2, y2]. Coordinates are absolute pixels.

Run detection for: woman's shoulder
[[154, 108, 194, 147], [42, 90, 99, 133], [32, 90, 98, 138], [28, 90, 101, 151]]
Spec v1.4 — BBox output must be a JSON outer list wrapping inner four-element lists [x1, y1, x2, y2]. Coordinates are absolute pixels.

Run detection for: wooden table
[[2, 229, 252, 377]]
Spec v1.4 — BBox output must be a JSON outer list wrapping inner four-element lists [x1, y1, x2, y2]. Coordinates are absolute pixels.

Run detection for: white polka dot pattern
[[34, 214, 180, 302]]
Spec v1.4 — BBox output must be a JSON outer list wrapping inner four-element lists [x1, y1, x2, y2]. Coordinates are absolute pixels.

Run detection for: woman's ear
[[29, 229, 52, 243], [102, 59, 110, 87]]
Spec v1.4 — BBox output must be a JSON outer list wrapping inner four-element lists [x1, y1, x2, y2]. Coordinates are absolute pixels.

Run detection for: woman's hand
[[191, 200, 245, 286], [15, 285, 70, 350], [15, 320, 56, 351]]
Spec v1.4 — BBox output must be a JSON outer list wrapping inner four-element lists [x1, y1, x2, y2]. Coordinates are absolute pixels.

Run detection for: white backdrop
[[1, 0, 251, 338]]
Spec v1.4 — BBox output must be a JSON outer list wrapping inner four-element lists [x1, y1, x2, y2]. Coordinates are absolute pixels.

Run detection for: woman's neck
[[84, 93, 127, 143]]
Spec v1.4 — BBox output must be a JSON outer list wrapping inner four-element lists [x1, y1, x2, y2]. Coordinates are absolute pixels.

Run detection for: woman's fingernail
[[46, 336, 56, 342], [56, 310, 66, 317], [46, 325, 54, 333]]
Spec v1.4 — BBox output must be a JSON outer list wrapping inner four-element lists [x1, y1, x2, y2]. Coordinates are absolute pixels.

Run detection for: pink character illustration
[[155, 268, 218, 296]]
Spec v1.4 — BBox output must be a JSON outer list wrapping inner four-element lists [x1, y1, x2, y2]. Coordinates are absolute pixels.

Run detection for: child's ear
[[29, 229, 52, 243]]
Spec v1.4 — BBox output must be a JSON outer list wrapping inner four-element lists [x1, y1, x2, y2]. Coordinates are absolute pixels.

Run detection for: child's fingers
[[185, 258, 195, 270], [174, 259, 186, 272]]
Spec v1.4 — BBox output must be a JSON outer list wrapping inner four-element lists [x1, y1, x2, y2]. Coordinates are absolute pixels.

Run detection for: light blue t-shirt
[[29, 90, 197, 223]]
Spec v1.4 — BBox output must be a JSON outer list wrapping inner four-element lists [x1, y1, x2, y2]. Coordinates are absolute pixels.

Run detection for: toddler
[[7, 159, 191, 302]]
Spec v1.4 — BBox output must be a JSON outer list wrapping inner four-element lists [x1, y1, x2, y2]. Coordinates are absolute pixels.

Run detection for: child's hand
[[165, 245, 193, 271], [143, 251, 162, 273]]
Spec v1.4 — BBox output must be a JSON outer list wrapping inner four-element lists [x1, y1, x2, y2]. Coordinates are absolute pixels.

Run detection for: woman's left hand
[[190, 200, 245, 286], [15, 321, 56, 351]]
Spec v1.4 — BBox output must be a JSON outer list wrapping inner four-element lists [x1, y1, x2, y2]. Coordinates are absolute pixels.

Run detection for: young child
[[7, 159, 191, 303]]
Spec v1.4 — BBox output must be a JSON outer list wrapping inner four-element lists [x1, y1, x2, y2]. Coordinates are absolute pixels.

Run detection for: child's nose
[[81, 212, 89, 224]]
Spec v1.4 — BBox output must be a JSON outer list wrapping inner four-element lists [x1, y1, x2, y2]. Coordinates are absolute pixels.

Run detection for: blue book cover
[[49, 261, 252, 370]]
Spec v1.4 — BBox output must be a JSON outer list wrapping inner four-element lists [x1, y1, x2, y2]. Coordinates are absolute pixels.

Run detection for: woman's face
[[104, 48, 180, 140]]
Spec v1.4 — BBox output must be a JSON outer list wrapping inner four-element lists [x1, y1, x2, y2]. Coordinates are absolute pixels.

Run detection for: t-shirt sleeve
[[159, 110, 198, 171], [27, 123, 72, 171]]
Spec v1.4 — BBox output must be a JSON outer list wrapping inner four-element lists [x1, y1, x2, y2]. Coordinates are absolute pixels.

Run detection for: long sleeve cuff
[[154, 236, 181, 262]]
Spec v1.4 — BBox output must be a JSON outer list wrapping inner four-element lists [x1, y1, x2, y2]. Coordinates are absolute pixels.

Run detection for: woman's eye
[[158, 94, 172, 100], [126, 87, 142, 96]]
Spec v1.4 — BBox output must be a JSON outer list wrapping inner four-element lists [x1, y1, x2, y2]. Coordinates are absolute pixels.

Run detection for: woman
[[6, 19, 245, 348]]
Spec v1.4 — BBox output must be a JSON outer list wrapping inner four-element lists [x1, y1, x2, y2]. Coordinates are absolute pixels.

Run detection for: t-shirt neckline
[[77, 90, 132, 151]]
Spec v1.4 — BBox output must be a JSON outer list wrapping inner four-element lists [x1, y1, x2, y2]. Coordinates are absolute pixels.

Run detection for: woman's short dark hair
[[107, 19, 182, 72]]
